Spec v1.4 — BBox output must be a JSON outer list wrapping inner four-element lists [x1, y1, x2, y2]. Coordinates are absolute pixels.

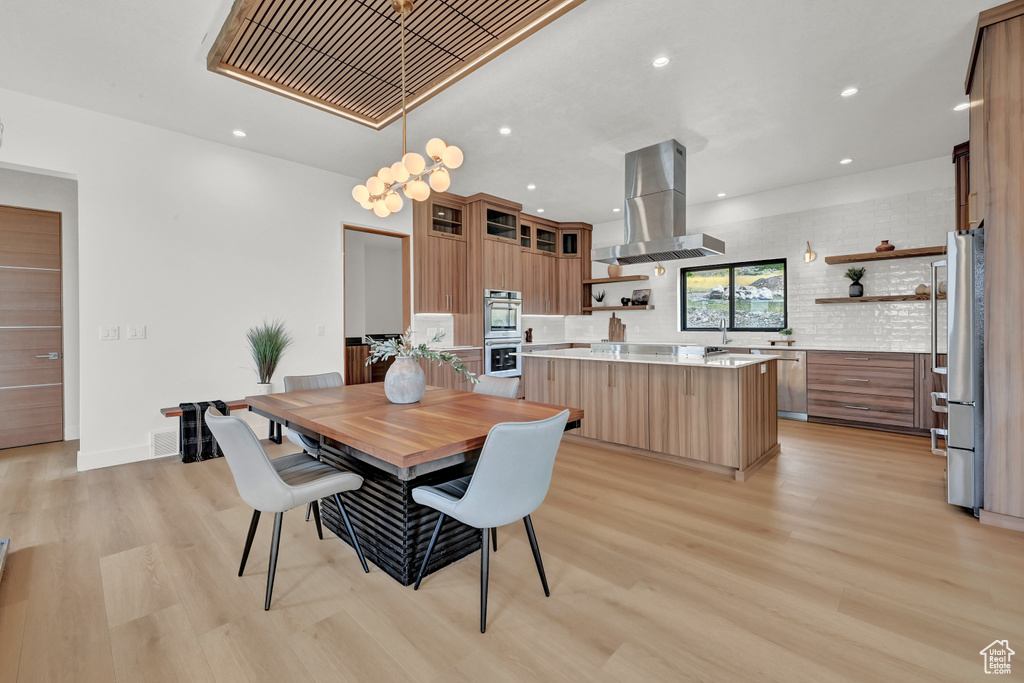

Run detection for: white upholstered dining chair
[[411, 409, 569, 632], [205, 407, 369, 610], [473, 375, 520, 399]]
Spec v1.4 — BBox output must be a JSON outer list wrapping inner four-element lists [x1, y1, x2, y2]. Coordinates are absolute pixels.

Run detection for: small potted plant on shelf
[[366, 327, 478, 404], [591, 290, 606, 307], [845, 267, 866, 298], [247, 319, 294, 394]]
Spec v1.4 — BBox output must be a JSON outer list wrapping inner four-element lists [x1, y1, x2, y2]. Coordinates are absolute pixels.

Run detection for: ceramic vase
[[256, 382, 272, 395], [875, 240, 895, 252], [384, 356, 426, 404], [849, 281, 864, 297]]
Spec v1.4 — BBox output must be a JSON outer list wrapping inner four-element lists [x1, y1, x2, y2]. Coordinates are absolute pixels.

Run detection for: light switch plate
[[100, 326, 119, 341], [761, 364, 766, 374], [127, 325, 146, 340], [316, 324, 325, 336]]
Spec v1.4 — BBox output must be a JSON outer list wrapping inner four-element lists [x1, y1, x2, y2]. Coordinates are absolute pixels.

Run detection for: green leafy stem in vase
[[844, 267, 866, 282], [366, 327, 479, 384]]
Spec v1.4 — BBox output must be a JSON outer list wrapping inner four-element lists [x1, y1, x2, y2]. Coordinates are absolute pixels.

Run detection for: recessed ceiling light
[[232, 130, 247, 137], [840, 158, 854, 165], [537, 208, 545, 213], [717, 192, 727, 198], [953, 102, 970, 111], [613, 208, 621, 212], [841, 87, 859, 97], [527, 184, 536, 190], [499, 127, 512, 135], [652, 57, 670, 68]]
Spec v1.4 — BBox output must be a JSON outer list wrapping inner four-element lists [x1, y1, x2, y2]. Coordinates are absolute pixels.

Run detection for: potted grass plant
[[367, 327, 478, 404], [246, 319, 293, 394], [845, 267, 866, 298]]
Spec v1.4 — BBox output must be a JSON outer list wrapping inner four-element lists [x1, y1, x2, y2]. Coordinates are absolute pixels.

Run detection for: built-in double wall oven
[[483, 289, 522, 378]]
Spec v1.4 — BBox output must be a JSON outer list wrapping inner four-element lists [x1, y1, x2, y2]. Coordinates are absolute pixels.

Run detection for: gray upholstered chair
[[205, 407, 369, 610], [412, 410, 569, 632], [473, 375, 520, 399], [282, 372, 344, 520]]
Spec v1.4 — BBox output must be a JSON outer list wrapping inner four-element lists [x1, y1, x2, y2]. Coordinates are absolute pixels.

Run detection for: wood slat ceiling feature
[[208, 0, 587, 129]]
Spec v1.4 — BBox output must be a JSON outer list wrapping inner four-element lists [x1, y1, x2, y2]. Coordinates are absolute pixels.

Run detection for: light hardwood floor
[[1, 421, 1022, 682]]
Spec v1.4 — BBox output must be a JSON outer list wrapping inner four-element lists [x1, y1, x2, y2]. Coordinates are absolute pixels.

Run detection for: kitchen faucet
[[720, 316, 732, 345]]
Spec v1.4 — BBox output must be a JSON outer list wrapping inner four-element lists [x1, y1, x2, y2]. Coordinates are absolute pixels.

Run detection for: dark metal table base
[[318, 445, 480, 586]]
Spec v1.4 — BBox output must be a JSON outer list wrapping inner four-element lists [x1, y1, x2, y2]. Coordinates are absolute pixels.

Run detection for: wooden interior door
[[0, 206, 63, 449]]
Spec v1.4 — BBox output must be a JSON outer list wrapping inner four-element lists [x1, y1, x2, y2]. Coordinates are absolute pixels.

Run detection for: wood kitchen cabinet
[[806, 351, 916, 430], [966, 1, 1024, 524], [415, 235, 466, 314], [522, 251, 558, 314], [523, 356, 580, 410], [579, 360, 648, 449], [648, 364, 739, 467], [482, 237, 521, 291], [557, 257, 582, 315], [953, 142, 970, 232], [419, 349, 481, 392]]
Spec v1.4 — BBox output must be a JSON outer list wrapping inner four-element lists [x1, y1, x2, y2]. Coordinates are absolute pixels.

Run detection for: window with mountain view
[[680, 259, 787, 331]]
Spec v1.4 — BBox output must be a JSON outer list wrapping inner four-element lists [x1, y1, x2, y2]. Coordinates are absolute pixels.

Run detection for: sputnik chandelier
[[352, 0, 463, 218]]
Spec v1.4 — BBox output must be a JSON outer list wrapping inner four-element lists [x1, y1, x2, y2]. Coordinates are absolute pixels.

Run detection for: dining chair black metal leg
[[481, 527, 490, 633], [414, 513, 446, 590], [333, 493, 369, 573], [265, 512, 284, 610], [523, 515, 550, 597], [311, 499, 323, 540], [491, 526, 498, 552], [239, 509, 261, 577], [305, 501, 312, 522]]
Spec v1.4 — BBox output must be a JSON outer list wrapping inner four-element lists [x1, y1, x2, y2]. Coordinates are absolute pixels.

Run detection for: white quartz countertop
[[517, 340, 933, 354], [516, 348, 779, 369]]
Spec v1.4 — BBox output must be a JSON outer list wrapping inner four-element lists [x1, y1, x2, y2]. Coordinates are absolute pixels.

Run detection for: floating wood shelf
[[583, 305, 655, 311], [583, 275, 651, 284], [815, 294, 947, 304], [823, 246, 946, 265]]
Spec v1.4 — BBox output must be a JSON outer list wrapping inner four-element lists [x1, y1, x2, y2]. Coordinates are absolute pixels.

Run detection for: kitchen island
[[520, 347, 779, 481]]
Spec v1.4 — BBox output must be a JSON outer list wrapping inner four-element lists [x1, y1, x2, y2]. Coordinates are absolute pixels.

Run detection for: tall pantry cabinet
[[967, 0, 1024, 529]]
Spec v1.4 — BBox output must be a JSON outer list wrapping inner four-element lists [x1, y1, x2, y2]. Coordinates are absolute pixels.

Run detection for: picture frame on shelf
[[630, 289, 651, 306]]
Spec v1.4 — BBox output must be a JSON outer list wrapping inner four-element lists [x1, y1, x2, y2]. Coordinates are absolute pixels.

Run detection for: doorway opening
[[343, 226, 411, 385]]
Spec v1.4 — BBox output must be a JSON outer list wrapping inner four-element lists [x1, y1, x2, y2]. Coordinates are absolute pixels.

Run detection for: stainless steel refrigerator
[[930, 227, 984, 512]]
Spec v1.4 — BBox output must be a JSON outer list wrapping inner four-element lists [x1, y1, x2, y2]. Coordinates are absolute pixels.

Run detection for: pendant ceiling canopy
[[207, 0, 587, 130]]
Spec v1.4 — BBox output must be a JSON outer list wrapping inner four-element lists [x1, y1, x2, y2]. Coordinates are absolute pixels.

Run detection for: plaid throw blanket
[[178, 400, 230, 463]]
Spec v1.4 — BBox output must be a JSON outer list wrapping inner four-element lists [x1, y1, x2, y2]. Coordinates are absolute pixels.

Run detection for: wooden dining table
[[246, 383, 583, 585]]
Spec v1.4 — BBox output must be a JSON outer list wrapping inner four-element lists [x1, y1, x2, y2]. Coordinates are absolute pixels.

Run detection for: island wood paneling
[[969, 4, 1024, 521], [579, 361, 648, 450], [737, 361, 778, 470], [648, 365, 740, 467]]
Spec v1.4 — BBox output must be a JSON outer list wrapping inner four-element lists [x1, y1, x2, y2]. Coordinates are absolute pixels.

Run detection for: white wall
[[570, 157, 955, 351], [0, 87, 411, 469], [0, 164, 81, 439], [363, 245, 403, 335], [344, 232, 367, 338]]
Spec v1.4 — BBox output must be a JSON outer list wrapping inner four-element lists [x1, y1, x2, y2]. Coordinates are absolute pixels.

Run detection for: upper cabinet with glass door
[[429, 199, 465, 241], [485, 208, 518, 241], [559, 230, 580, 258], [535, 225, 558, 255]]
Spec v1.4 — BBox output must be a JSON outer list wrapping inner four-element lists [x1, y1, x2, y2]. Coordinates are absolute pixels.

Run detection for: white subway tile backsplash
[[565, 186, 953, 352]]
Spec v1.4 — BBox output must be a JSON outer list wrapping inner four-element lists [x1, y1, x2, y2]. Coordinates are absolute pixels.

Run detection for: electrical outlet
[[543, 326, 548, 333], [316, 324, 325, 336], [634, 325, 640, 333], [427, 327, 437, 338], [127, 325, 146, 340], [99, 326, 119, 341], [588, 325, 594, 333], [761, 364, 766, 374]]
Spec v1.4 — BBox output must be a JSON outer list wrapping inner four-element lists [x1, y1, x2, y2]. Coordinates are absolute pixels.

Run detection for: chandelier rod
[[401, 8, 407, 156]]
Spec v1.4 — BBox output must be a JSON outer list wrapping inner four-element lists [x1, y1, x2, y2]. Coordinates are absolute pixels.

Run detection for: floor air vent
[[151, 429, 179, 458]]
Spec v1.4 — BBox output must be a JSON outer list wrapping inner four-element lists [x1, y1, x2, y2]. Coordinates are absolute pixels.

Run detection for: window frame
[[679, 258, 788, 332]]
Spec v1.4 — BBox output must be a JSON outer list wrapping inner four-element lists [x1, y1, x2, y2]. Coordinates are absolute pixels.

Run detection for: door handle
[[844, 357, 870, 361], [844, 378, 870, 383], [930, 428, 948, 457], [968, 192, 979, 226], [843, 405, 871, 410], [930, 391, 948, 414], [931, 259, 947, 375], [36, 352, 60, 360], [607, 365, 612, 387]]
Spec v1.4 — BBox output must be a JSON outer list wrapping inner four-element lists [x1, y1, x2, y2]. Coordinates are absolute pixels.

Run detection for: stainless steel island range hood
[[592, 139, 724, 265]]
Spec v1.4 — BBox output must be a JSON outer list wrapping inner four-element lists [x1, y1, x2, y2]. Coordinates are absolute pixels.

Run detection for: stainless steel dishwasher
[[750, 348, 807, 420]]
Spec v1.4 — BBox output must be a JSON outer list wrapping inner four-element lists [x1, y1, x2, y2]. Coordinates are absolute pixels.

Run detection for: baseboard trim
[[77, 444, 152, 471], [980, 509, 1024, 533]]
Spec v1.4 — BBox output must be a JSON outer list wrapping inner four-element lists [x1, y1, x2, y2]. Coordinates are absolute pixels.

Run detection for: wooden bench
[[160, 400, 282, 443]]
